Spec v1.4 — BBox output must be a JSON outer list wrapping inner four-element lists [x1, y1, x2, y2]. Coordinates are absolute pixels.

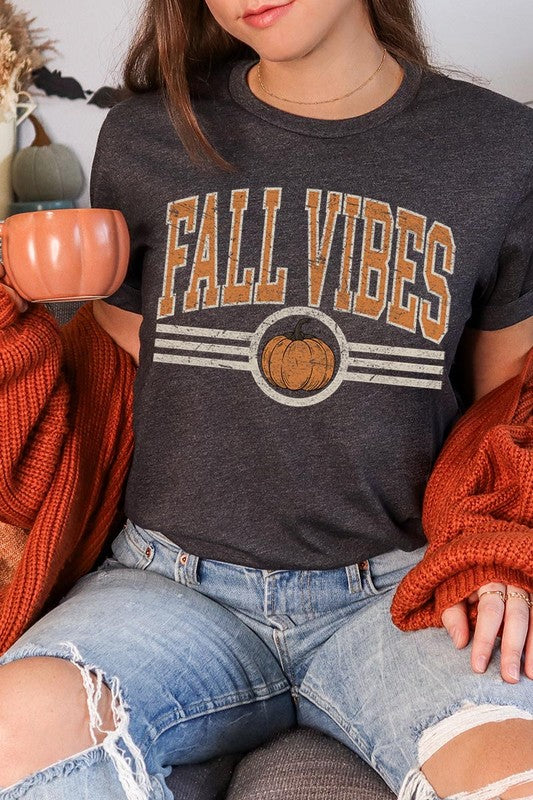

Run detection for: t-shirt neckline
[[227, 54, 423, 138]]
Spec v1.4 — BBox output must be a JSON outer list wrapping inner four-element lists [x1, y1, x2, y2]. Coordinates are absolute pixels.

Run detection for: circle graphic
[[249, 306, 349, 406]]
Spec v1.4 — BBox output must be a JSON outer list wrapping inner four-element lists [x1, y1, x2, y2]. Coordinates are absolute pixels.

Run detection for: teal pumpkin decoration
[[12, 114, 84, 202]]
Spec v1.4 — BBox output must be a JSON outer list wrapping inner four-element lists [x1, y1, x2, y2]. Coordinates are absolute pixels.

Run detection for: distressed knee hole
[[416, 702, 533, 765], [398, 702, 533, 800], [56, 641, 153, 800]]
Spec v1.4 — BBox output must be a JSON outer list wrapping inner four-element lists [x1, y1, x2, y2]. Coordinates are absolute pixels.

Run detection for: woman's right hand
[[0, 262, 28, 312]]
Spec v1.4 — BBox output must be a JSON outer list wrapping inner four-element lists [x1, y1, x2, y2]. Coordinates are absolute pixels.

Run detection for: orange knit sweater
[[391, 340, 533, 632], [0, 284, 531, 655], [0, 287, 135, 654]]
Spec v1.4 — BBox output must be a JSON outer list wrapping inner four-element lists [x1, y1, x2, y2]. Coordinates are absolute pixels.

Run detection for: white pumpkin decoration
[[12, 114, 84, 202]]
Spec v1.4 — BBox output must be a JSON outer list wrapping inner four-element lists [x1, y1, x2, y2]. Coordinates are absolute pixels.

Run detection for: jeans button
[[359, 560, 369, 569]]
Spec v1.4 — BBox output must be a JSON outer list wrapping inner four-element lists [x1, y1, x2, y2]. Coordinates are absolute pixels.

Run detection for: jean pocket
[[363, 545, 427, 596], [110, 519, 156, 570]]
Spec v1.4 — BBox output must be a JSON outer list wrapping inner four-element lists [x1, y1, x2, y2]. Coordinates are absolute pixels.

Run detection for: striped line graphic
[[153, 322, 444, 391], [156, 323, 252, 341]]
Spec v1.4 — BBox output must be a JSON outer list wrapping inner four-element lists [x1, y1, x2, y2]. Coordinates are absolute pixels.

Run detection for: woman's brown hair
[[122, 0, 435, 172]]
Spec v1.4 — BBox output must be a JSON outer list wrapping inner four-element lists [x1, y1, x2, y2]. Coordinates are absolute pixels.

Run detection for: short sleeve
[[466, 166, 533, 330], [90, 107, 144, 315]]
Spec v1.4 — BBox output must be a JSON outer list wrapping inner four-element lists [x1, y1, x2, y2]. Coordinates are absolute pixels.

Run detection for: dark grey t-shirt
[[90, 55, 533, 569]]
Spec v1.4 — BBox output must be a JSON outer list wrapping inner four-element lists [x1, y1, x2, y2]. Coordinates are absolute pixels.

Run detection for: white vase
[[0, 91, 37, 221]]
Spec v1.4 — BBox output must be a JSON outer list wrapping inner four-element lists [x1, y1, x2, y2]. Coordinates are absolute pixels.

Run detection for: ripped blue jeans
[[0, 519, 532, 799]]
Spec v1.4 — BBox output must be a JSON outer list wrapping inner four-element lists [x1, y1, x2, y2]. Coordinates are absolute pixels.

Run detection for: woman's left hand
[[441, 582, 533, 683]]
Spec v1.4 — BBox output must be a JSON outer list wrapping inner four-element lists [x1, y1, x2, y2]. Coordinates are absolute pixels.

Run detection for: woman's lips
[[243, 1, 295, 28]]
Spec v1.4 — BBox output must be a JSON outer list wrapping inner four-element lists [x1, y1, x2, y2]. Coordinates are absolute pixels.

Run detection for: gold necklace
[[256, 47, 387, 105]]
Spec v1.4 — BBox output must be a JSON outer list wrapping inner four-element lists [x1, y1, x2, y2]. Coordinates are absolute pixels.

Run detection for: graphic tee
[[90, 54, 533, 569]]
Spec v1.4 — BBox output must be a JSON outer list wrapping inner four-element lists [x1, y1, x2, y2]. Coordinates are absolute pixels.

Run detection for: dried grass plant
[[0, 1, 57, 120]]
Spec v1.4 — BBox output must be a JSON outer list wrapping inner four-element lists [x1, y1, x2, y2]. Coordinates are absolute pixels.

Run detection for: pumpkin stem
[[287, 317, 312, 341], [29, 114, 52, 147]]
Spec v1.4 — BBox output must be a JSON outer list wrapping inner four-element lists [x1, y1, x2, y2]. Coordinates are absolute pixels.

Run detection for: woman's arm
[[454, 315, 533, 404], [441, 320, 533, 682], [0, 288, 70, 528], [92, 299, 141, 366]]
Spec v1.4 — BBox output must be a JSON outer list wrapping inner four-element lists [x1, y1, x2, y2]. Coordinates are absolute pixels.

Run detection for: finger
[[523, 602, 533, 680], [471, 582, 506, 674], [441, 600, 470, 648], [501, 586, 531, 682]]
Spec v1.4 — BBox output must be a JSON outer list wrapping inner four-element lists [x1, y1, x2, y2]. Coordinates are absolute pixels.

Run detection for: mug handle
[[16, 92, 37, 127]]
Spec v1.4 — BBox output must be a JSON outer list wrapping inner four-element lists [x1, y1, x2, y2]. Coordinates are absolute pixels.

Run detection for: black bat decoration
[[87, 85, 132, 108], [32, 66, 86, 100], [31, 67, 130, 108]]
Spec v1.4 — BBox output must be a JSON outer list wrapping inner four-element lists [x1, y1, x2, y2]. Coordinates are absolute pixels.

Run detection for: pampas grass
[[0, 1, 57, 120], [0, 1, 57, 87], [0, 30, 26, 120]]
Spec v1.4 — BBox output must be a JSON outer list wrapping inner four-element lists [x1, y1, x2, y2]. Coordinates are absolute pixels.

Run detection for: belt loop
[[174, 548, 200, 586], [345, 563, 363, 594]]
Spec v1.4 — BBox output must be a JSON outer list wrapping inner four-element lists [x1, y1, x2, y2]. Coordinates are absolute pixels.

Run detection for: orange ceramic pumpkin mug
[[0, 208, 130, 303]]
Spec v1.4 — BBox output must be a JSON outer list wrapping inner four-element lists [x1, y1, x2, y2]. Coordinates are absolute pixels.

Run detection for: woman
[[0, 1, 532, 798]]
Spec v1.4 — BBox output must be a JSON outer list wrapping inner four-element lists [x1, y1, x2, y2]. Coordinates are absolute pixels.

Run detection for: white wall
[[16, 0, 533, 208], [17, 0, 140, 90], [416, 1, 533, 103]]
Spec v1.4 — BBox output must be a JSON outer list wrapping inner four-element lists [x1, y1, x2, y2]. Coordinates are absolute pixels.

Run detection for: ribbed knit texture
[[0, 286, 136, 654], [0, 281, 531, 652], [225, 727, 394, 800], [391, 344, 533, 631]]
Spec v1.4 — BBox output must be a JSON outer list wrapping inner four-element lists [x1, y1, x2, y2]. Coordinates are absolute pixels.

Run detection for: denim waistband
[[128, 520, 428, 605]]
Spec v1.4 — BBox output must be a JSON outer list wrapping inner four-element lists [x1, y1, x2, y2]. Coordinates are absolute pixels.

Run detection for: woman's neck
[[245, 4, 404, 121]]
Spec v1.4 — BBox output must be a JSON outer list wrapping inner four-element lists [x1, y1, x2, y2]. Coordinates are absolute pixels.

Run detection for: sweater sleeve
[[0, 286, 71, 528], [390, 345, 533, 632]]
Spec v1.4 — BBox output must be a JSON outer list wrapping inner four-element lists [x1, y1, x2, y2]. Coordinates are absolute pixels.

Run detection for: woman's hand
[[442, 583, 533, 683], [0, 262, 28, 313]]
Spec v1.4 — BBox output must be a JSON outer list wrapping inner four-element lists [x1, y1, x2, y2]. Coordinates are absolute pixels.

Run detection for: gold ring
[[506, 591, 533, 608], [478, 589, 506, 603]]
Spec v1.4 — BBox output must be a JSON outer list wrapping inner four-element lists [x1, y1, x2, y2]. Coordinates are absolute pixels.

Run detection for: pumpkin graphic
[[261, 318, 335, 391]]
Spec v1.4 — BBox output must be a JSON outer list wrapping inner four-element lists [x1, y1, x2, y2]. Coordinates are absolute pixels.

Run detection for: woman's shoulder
[[104, 89, 164, 126], [421, 65, 533, 125], [99, 66, 232, 134], [418, 64, 533, 163]]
